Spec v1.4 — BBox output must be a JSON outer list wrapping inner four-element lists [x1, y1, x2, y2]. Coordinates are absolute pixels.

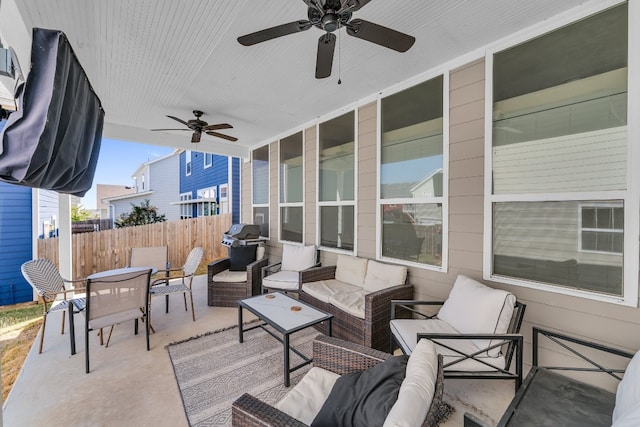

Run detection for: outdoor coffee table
[[238, 292, 333, 387]]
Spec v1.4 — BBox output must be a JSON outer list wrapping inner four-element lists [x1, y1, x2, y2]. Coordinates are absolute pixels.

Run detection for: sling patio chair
[[129, 246, 172, 312], [390, 275, 526, 391], [148, 246, 204, 323], [20, 258, 86, 354], [70, 267, 152, 373]]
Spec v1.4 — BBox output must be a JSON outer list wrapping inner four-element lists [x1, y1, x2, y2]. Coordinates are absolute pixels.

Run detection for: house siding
[[241, 54, 640, 390], [0, 183, 33, 305]]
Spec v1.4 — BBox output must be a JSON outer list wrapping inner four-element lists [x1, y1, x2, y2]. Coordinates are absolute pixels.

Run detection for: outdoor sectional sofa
[[299, 255, 413, 352]]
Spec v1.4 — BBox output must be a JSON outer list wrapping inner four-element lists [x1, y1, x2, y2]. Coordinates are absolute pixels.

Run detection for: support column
[[58, 193, 73, 279]]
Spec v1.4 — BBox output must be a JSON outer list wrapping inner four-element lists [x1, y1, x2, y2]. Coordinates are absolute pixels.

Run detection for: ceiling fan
[[151, 110, 237, 143], [237, 0, 415, 79]]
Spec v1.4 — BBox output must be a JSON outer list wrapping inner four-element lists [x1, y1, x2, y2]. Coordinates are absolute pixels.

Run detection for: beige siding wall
[[240, 57, 640, 389]]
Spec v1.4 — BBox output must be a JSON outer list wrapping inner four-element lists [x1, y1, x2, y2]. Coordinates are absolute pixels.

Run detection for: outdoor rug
[[167, 324, 319, 426]]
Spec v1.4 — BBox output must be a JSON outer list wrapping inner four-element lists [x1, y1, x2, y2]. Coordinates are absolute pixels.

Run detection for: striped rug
[[167, 324, 319, 426]]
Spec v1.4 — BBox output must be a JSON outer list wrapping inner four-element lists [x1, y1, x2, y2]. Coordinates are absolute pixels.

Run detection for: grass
[[0, 302, 43, 403]]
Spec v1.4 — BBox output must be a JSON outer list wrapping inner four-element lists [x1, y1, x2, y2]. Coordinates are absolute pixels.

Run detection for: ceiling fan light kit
[[237, 0, 415, 79]]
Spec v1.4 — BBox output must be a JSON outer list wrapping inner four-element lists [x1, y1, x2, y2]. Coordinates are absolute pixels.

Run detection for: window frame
[[483, 0, 639, 306], [204, 152, 213, 169], [316, 109, 358, 254], [252, 145, 270, 240], [179, 192, 193, 219], [278, 130, 305, 244], [376, 73, 450, 271], [185, 150, 192, 176]]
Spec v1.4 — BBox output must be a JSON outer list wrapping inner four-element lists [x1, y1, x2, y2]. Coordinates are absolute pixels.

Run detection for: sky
[[80, 138, 173, 210]]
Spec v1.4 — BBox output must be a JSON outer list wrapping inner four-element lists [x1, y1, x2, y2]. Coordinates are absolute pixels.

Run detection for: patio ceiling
[[0, 0, 587, 158]]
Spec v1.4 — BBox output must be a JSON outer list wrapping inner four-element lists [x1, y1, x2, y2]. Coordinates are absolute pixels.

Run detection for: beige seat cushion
[[363, 260, 407, 293], [390, 318, 506, 371], [275, 367, 340, 425], [437, 275, 516, 357], [335, 255, 368, 287], [280, 244, 317, 272], [384, 339, 438, 427], [263, 270, 300, 291], [211, 270, 247, 283], [328, 290, 367, 319], [302, 279, 362, 303]]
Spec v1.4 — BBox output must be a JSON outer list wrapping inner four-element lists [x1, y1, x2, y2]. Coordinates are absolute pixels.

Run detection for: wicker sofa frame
[[232, 335, 445, 427], [207, 257, 269, 307], [299, 265, 413, 352]]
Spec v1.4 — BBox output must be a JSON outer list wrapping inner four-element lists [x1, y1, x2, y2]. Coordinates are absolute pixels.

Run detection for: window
[[180, 192, 193, 219], [196, 186, 216, 216], [185, 150, 192, 176], [252, 145, 270, 238], [204, 152, 213, 168], [279, 131, 304, 243], [318, 111, 355, 251], [379, 75, 446, 267], [580, 203, 623, 254], [219, 183, 229, 214], [487, 3, 633, 303]]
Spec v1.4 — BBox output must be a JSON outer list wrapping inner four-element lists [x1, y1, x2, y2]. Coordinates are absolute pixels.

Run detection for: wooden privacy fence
[[37, 214, 232, 279]]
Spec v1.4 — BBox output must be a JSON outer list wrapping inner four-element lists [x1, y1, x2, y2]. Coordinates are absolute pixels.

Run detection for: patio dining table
[[68, 266, 156, 355]]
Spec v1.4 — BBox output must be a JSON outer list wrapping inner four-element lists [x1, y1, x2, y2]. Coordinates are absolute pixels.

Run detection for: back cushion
[[256, 245, 266, 260], [281, 244, 317, 272], [612, 350, 640, 425], [383, 339, 438, 427], [335, 255, 368, 288], [363, 260, 408, 293], [437, 275, 516, 357]]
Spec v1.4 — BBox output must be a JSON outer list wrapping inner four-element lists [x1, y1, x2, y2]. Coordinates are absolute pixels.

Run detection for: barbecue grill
[[221, 223, 261, 248]]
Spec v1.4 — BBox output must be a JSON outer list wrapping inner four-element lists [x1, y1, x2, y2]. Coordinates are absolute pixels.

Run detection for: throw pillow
[[311, 355, 408, 427], [613, 350, 640, 425], [437, 275, 516, 357], [229, 245, 257, 271]]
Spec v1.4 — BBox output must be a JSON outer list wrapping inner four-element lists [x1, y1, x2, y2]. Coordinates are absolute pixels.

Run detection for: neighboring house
[[96, 184, 135, 219], [106, 150, 180, 222], [176, 150, 240, 225], [0, 184, 64, 305]]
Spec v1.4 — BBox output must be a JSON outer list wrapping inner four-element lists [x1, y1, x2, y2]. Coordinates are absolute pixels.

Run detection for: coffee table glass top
[[240, 292, 331, 332]]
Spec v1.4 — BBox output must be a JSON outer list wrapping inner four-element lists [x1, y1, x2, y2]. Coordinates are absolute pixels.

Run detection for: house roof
[[0, 0, 590, 158], [102, 190, 153, 203]]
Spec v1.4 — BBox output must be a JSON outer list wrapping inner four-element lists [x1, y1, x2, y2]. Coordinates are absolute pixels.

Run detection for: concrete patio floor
[[3, 275, 515, 426]]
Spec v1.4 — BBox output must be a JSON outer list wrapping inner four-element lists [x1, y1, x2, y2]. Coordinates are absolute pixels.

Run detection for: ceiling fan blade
[[166, 115, 189, 126], [151, 128, 192, 131], [346, 19, 415, 52], [206, 131, 238, 142], [191, 131, 202, 143], [238, 21, 313, 46], [342, 0, 372, 12], [315, 33, 336, 79], [203, 123, 233, 131]]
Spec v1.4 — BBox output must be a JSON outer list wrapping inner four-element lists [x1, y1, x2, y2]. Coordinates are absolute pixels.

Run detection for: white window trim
[[375, 72, 450, 272], [179, 192, 193, 219], [483, 0, 639, 307], [252, 145, 270, 240], [185, 150, 192, 176], [278, 130, 305, 244], [204, 152, 213, 169], [316, 109, 358, 255]]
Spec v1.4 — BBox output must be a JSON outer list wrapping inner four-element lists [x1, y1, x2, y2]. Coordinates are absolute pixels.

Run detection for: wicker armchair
[[232, 335, 445, 427], [208, 251, 269, 307], [299, 265, 413, 352]]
